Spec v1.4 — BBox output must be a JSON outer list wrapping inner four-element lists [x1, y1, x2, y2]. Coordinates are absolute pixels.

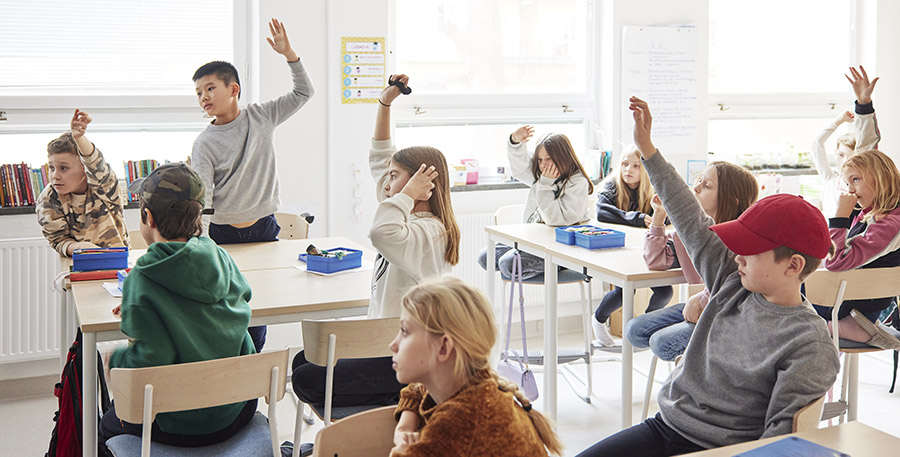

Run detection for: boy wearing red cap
[[576, 99, 840, 457]]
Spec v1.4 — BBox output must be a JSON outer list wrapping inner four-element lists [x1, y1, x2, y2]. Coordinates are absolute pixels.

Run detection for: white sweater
[[507, 139, 592, 226], [367, 139, 451, 318]]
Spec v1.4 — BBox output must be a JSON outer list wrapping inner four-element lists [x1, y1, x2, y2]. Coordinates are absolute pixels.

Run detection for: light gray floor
[[4, 332, 900, 457]]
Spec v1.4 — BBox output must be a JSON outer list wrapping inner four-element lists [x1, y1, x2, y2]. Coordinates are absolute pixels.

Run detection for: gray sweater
[[644, 152, 840, 449], [192, 59, 314, 226]]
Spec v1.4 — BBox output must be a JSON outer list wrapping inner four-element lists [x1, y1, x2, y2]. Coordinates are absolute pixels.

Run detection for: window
[[392, 0, 594, 174]]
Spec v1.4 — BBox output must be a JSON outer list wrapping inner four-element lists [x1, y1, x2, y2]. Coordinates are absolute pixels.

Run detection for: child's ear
[[436, 335, 455, 363], [231, 83, 241, 98], [144, 208, 157, 229], [786, 254, 806, 278]]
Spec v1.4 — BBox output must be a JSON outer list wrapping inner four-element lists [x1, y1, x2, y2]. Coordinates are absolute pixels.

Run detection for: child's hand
[[650, 194, 667, 226], [70, 109, 92, 139], [380, 74, 409, 107], [834, 110, 854, 125], [511, 125, 535, 144], [836, 191, 858, 218], [393, 430, 420, 449], [629, 96, 657, 158], [401, 164, 438, 202], [682, 298, 703, 323], [846, 66, 879, 105], [112, 305, 121, 316], [540, 160, 560, 179], [265, 18, 298, 62]]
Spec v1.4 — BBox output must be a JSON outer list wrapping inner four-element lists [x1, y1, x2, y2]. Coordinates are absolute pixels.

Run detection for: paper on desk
[[294, 259, 374, 276], [102, 282, 122, 298]]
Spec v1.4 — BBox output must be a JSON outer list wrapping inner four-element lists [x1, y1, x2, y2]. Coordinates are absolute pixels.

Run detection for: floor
[[4, 332, 900, 457]]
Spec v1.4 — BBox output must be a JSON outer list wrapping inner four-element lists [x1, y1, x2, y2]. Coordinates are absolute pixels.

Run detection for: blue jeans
[[477, 244, 545, 280], [208, 214, 281, 353], [624, 303, 694, 362]]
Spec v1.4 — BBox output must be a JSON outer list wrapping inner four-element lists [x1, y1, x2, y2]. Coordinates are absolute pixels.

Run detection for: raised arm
[[258, 18, 314, 124], [375, 74, 408, 141], [506, 126, 536, 184], [811, 111, 852, 182], [70, 109, 93, 156], [643, 194, 679, 270], [847, 66, 881, 152]]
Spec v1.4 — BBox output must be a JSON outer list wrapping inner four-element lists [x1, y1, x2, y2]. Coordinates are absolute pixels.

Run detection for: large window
[[392, 0, 593, 175]]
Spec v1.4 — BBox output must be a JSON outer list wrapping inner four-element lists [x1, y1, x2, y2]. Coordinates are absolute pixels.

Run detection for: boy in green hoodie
[[99, 163, 257, 452]]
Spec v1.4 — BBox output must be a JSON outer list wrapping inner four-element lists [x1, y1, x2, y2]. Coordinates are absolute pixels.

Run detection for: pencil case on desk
[[70, 268, 130, 282], [72, 247, 129, 272]]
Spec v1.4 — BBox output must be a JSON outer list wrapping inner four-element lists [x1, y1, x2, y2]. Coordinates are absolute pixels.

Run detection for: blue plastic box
[[574, 227, 625, 250], [117, 270, 129, 291], [555, 225, 599, 245], [300, 247, 363, 274], [72, 247, 129, 272]]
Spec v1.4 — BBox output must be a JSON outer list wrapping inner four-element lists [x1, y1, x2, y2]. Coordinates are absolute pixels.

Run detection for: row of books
[[0, 163, 49, 207], [124, 159, 164, 202]]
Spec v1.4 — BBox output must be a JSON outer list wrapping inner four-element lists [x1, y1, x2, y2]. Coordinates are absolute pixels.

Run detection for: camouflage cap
[[128, 163, 211, 214]]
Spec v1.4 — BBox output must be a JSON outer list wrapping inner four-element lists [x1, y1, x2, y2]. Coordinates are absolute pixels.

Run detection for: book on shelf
[[124, 159, 166, 202], [0, 162, 49, 208]]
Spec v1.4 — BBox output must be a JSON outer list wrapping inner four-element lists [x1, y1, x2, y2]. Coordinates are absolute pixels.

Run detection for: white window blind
[[0, 0, 233, 96]]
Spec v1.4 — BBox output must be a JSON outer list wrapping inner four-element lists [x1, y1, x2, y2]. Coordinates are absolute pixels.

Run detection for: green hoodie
[[110, 236, 255, 435]]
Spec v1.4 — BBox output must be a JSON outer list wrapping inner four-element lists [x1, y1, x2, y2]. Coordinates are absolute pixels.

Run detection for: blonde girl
[[389, 276, 562, 457], [292, 73, 461, 410], [478, 125, 594, 280], [815, 149, 900, 349], [625, 162, 758, 359]]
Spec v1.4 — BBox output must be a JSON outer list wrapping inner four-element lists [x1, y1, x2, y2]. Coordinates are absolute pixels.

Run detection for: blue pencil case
[[555, 225, 597, 245], [72, 247, 129, 272], [299, 247, 363, 274]]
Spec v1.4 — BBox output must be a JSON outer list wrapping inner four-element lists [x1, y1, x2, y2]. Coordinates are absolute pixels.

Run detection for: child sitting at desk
[[577, 98, 840, 456], [99, 163, 256, 454], [37, 109, 129, 256]]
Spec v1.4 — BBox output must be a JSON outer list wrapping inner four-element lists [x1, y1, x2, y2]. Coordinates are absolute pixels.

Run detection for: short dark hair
[[47, 132, 77, 155], [773, 244, 836, 281], [192, 61, 241, 99], [140, 200, 203, 240]]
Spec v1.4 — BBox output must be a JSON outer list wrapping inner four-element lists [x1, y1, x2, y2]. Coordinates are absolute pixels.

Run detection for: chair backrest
[[301, 318, 399, 366], [128, 230, 149, 250], [792, 394, 826, 432], [494, 204, 526, 225], [110, 348, 289, 424], [275, 212, 310, 239], [313, 406, 396, 457], [803, 266, 900, 349]]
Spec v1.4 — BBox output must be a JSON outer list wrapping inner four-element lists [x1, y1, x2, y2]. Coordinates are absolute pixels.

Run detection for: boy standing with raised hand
[[191, 17, 314, 244], [577, 98, 840, 457]]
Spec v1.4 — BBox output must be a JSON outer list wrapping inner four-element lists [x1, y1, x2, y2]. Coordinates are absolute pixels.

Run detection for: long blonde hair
[[604, 146, 653, 213], [841, 149, 900, 223], [392, 146, 460, 265], [401, 277, 563, 456]]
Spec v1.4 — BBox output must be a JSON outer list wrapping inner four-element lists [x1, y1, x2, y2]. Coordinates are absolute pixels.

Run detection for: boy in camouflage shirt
[[37, 109, 129, 256]]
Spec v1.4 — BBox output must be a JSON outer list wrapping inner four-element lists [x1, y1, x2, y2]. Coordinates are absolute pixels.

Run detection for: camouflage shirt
[[37, 144, 129, 256]]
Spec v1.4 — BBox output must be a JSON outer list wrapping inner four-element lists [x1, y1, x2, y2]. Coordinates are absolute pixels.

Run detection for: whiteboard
[[621, 26, 700, 160]]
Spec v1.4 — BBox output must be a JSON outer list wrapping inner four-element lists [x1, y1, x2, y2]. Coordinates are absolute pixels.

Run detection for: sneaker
[[850, 310, 900, 350], [592, 315, 616, 348]]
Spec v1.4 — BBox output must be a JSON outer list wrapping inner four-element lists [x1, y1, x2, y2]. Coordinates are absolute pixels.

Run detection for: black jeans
[[291, 350, 405, 408], [576, 413, 705, 457], [595, 285, 674, 323], [99, 399, 258, 455], [208, 214, 282, 353]]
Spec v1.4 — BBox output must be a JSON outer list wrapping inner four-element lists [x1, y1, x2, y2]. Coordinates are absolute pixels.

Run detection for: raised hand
[[380, 74, 409, 107], [834, 110, 854, 125], [401, 164, 438, 202], [511, 125, 535, 144], [650, 194, 667, 226], [628, 96, 656, 158], [845, 66, 879, 105], [70, 109, 92, 139], [266, 18, 298, 62]]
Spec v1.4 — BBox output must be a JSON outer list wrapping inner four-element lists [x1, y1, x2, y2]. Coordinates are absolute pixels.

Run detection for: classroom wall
[[875, 0, 899, 160]]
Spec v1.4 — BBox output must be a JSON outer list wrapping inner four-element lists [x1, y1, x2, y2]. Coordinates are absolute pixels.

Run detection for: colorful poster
[[342, 37, 386, 104]]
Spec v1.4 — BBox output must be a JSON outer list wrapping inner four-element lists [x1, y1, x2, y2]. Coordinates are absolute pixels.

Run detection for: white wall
[[875, 0, 900, 160]]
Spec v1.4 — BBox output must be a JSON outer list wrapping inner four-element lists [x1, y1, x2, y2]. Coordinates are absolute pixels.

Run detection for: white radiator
[[451, 212, 605, 320], [0, 238, 60, 364]]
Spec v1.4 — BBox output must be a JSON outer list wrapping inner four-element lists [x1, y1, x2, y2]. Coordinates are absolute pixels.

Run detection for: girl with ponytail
[[389, 276, 562, 457]]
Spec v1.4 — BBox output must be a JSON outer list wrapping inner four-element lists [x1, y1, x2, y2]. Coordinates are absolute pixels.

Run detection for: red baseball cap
[[709, 194, 830, 258]]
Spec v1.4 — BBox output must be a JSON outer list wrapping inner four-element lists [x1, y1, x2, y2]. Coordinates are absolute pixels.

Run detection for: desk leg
[[486, 237, 496, 310], [621, 284, 634, 428], [83, 331, 98, 457], [544, 257, 558, 422], [848, 353, 859, 421], [59, 288, 68, 371]]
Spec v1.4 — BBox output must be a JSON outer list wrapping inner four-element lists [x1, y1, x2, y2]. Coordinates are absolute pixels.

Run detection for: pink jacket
[[643, 225, 709, 317]]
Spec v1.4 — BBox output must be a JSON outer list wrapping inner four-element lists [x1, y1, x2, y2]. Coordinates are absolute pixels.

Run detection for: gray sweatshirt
[[644, 152, 840, 449], [192, 59, 314, 227], [507, 139, 592, 226]]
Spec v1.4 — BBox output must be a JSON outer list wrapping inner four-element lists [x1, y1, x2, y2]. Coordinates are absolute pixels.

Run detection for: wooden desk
[[682, 421, 900, 456], [71, 237, 372, 457], [484, 223, 685, 427]]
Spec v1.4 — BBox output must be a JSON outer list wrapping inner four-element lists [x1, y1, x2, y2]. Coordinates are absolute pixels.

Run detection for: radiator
[[451, 212, 606, 320], [0, 238, 60, 364]]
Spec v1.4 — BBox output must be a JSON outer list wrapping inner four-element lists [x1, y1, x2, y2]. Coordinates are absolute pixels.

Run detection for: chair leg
[[641, 356, 659, 421], [292, 402, 305, 457], [839, 352, 852, 424], [848, 353, 860, 421], [580, 279, 593, 402]]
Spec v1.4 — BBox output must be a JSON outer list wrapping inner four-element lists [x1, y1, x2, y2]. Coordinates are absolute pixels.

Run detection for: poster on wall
[[341, 37, 386, 104]]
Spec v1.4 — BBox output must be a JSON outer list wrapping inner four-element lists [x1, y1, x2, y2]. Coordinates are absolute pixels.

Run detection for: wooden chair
[[793, 395, 827, 432], [293, 317, 400, 453], [128, 230, 149, 250], [312, 405, 396, 457], [275, 212, 310, 239], [804, 266, 900, 423], [105, 348, 290, 457], [492, 204, 596, 403]]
